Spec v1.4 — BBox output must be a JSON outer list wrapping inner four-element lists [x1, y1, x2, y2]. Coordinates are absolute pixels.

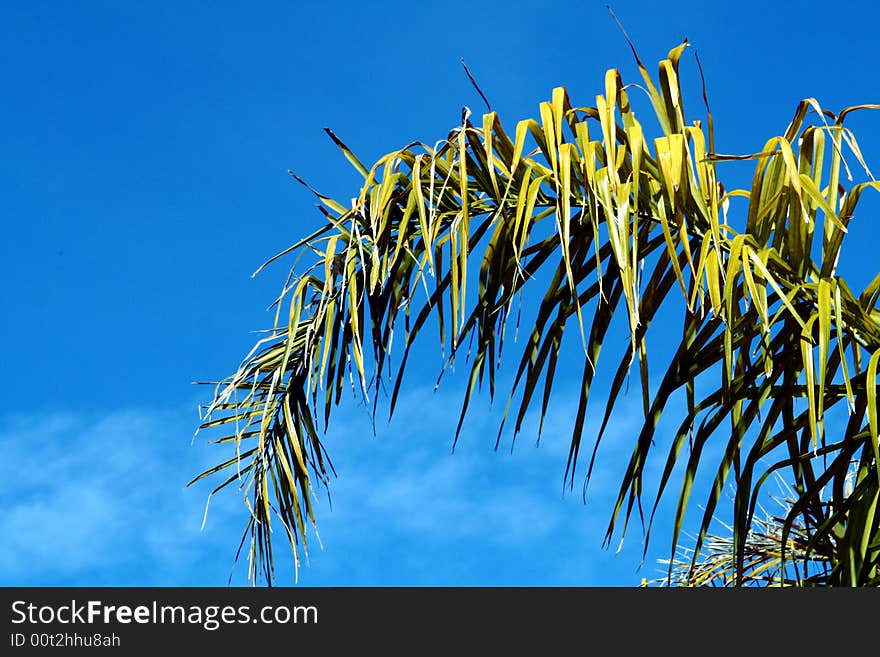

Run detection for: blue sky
[[1, 1, 878, 586]]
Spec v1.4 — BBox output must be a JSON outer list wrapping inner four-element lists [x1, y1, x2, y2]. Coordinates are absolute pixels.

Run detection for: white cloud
[[0, 406, 243, 585], [0, 379, 683, 586]]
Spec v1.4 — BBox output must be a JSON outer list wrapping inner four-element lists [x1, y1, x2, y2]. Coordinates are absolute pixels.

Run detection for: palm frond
[[193, 41, 880, 585]]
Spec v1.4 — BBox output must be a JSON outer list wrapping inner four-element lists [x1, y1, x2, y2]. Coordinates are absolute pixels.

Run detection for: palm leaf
[[193, 41, 880, 585]]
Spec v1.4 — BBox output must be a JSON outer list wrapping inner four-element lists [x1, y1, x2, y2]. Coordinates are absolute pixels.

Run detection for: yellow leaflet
[[626, 121, 643, 299], [323, 236, 339, 282], [458, 124, 469, 220], [659, 60, 684, 131], [560, 142, 572, 236], [799, 173, 845, 231], [604, 69, 619, 166], [539, 102, 558, 176], [685, 126, 709, 193], [725, 234, 745, 313], [741, 245, 769, 331], [810, 128, 826, 195], [412, 156, 432, 271], [483, 112, 500, 197], [818, 278, 832, 427], [376, 161, 397, 231], [319, 302, 336, 381], [682, 127, 711, 225], [260, 469, 271, 529], [655, 135, 685, 210], [449, 221, 460, 342], [457, 126, 469, 335], [596, 94, 617, 192], [390, 191, 417, 272], [800, 315, 819, 450], [720, 189, 751, 204], [458, 216, 468, 336], [346, 255, 365, 385], [258, 370, 281, 452], [690, 238, 710, 310], [282, 398, 309, 475], [552, 87, 566, 139], [511, 167, 533, 265], [369, 246, 381, 293], [654, 196, 688, 299], [575, 120, 591, 161], [746, 249, 808, 331], [376, 172, 405, 247], [667, 40, 690, 69], [276, 277, 311, 391], [615, 183, 639, 345], [723, 236, 748, 382], [770, 137, 810, 223], [678, 222, 696, 304], [626, 122, 643, 218], [512, 119, 530, 175], [834, 285, 855, 411], [867, 348, 880, 486], [839, 126, 875, 180]]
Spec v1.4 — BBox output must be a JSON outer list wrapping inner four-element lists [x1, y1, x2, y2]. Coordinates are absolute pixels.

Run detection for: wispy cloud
[[0, 407, 243, 585], [0, 380, 683, 586]]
